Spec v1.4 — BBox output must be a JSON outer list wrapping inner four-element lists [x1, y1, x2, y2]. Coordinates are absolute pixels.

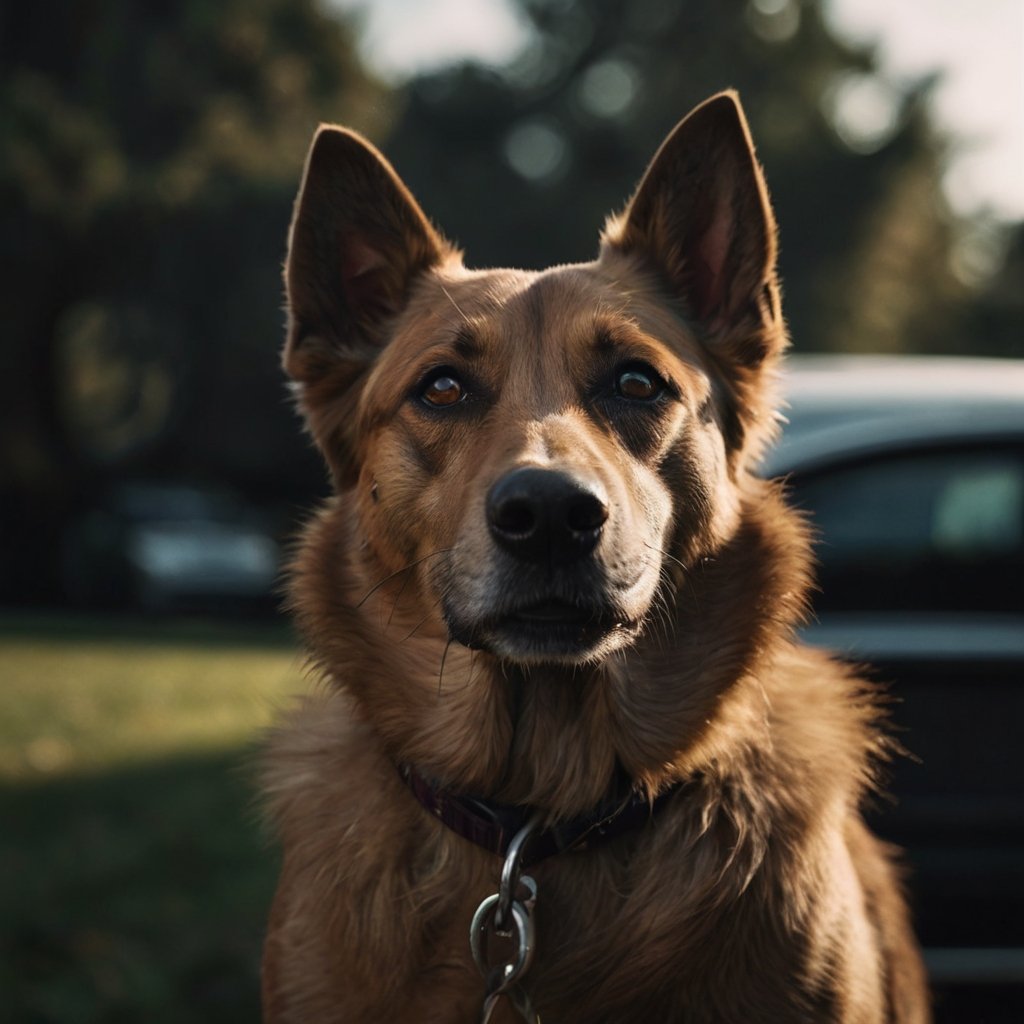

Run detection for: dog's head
[[284, 93, 790, 678]]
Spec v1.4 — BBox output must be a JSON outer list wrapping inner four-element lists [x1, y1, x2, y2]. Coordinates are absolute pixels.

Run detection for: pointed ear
[[283, 125, 451, 384], [603, 92, 782, 366]]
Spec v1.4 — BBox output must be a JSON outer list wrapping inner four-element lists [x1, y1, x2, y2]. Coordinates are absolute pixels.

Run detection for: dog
[[261, 91, 929, 1022]]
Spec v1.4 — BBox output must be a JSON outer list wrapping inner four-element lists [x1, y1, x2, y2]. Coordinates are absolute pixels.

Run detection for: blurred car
[[765, 355, 1024, 1022], [62, 483, 282, 613]]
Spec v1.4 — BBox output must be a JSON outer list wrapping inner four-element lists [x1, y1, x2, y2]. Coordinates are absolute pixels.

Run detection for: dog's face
[[356, 265, 732, 666], [284, 92, 786, 672]]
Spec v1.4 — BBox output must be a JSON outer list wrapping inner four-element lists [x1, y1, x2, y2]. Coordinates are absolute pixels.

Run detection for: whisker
[[386, 567, 418, 627], [617, 646, 633, 687], [438, 638, 453, 696], [643, 540, 686, 573], [439, 284, 469, 325], [400, 612, 433, 642], [391, 588, 448, 646], [355, 548, 452, 609]]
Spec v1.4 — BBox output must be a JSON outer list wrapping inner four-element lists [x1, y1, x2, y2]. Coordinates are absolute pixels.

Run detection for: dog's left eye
[[419, 370, 465, 407], [615, 365, 664, 402]]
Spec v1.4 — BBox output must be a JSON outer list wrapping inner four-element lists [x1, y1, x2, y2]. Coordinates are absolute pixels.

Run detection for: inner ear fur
[[283, 125, 452, 385], [602, 91, 783, 369]]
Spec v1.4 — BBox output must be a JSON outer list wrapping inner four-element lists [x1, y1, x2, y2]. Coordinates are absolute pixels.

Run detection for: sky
[[328, 0, 1024, 223], [825, 0, 1023, 222]]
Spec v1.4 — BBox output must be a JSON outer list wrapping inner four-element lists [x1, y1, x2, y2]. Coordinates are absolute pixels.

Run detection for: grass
[[0, 613, 307, 1024]]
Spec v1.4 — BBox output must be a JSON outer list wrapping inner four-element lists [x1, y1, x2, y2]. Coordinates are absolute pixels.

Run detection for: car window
[[788, 446, 1024, 614]]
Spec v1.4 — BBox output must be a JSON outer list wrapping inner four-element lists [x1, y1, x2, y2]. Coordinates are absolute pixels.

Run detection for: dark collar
[[399, 762, 686, 866]]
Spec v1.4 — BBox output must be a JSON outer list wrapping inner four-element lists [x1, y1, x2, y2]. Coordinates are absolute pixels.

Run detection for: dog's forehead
[[359, 260, 715, 427], [404, 262, 706, 369]]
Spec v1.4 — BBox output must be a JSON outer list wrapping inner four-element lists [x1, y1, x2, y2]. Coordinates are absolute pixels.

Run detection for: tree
[[382, 0, 968, 357], [958, 221, 1024, 359], [0, 0, 387, 600]]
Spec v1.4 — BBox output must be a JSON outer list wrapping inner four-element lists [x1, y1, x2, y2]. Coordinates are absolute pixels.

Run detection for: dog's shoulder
[[262, 691, 395, 843], [763, 642, 891, 801]]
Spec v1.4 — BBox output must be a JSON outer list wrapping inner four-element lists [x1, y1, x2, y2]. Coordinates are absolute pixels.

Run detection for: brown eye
[[616, 366, 662, 401], [421, 372, 464, 407]]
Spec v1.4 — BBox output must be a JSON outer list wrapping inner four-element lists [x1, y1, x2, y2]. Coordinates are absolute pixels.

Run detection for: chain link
[[470, 815, 542, 1023]]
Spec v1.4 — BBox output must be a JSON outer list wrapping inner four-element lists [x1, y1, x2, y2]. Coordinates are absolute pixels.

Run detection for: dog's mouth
[[451, 598, 640, 664], [510, 600, 594, 625]]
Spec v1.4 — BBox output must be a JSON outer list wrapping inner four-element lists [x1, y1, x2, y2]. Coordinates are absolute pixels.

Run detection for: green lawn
[[0, 614, 308, 1023]]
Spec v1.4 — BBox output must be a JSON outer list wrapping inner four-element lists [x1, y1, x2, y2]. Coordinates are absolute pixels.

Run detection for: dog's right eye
[[614, 363, 666, 402], [419, 370, 465, 408]]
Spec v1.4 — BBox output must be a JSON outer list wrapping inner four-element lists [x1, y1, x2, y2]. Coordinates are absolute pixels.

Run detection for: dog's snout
[[486, 467, 608, 564]]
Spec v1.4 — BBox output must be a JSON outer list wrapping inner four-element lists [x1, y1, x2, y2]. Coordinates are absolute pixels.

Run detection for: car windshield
[[787, 445, 1024, 615]]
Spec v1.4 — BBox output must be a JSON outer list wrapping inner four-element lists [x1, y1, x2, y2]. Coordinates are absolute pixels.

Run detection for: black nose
[[486, 467, 608, 564]]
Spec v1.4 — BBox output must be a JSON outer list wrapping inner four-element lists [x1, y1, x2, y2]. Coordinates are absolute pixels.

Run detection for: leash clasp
[[470, 814, 542, 1023]]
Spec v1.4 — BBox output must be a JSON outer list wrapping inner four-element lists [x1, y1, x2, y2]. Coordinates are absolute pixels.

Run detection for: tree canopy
[[384, 0, 975, 357]]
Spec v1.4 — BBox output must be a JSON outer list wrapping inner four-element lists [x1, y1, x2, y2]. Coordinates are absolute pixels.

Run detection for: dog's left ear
[[283, 127, 454, 484], [603, 91, 782, 366], [284, 126, 451, 384]]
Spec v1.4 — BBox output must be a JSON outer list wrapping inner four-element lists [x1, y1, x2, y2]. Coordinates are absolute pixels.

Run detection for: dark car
[[61, 483, 282, 613], [765, 355, 1024, 1022]]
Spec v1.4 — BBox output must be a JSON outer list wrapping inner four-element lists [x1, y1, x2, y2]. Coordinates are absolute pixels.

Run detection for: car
[[62, 483, 282, 613], [765, 354, 1024, 1022]]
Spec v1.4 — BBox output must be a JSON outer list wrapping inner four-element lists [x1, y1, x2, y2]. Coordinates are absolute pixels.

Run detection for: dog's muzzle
[[441, 467, 643, 664]]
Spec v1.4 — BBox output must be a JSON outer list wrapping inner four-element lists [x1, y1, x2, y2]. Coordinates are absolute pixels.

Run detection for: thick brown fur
[[262, 92, 930, 1022]]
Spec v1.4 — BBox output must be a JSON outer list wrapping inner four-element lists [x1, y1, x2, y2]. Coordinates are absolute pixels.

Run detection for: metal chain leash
[[470, 815, 543, 1023]]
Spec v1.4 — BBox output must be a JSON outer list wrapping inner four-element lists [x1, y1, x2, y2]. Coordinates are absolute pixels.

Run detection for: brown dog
[[261, 92, 929, 1022]]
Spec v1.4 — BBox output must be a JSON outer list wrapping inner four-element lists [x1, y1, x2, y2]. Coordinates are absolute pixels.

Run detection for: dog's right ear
[[602, 92, 782, 369], [283, 126, 450, 385]]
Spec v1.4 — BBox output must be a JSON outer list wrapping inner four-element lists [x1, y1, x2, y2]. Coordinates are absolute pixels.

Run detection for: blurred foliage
[[1, 0, 1020, 606], [959, 221, 1024, 360], [384, 0, 990, 359], [0, 0, 388, 600]]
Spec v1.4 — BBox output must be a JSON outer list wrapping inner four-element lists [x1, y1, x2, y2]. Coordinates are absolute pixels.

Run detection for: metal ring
[[470, 895, 535, 992], [497, 814, 542, 928]]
